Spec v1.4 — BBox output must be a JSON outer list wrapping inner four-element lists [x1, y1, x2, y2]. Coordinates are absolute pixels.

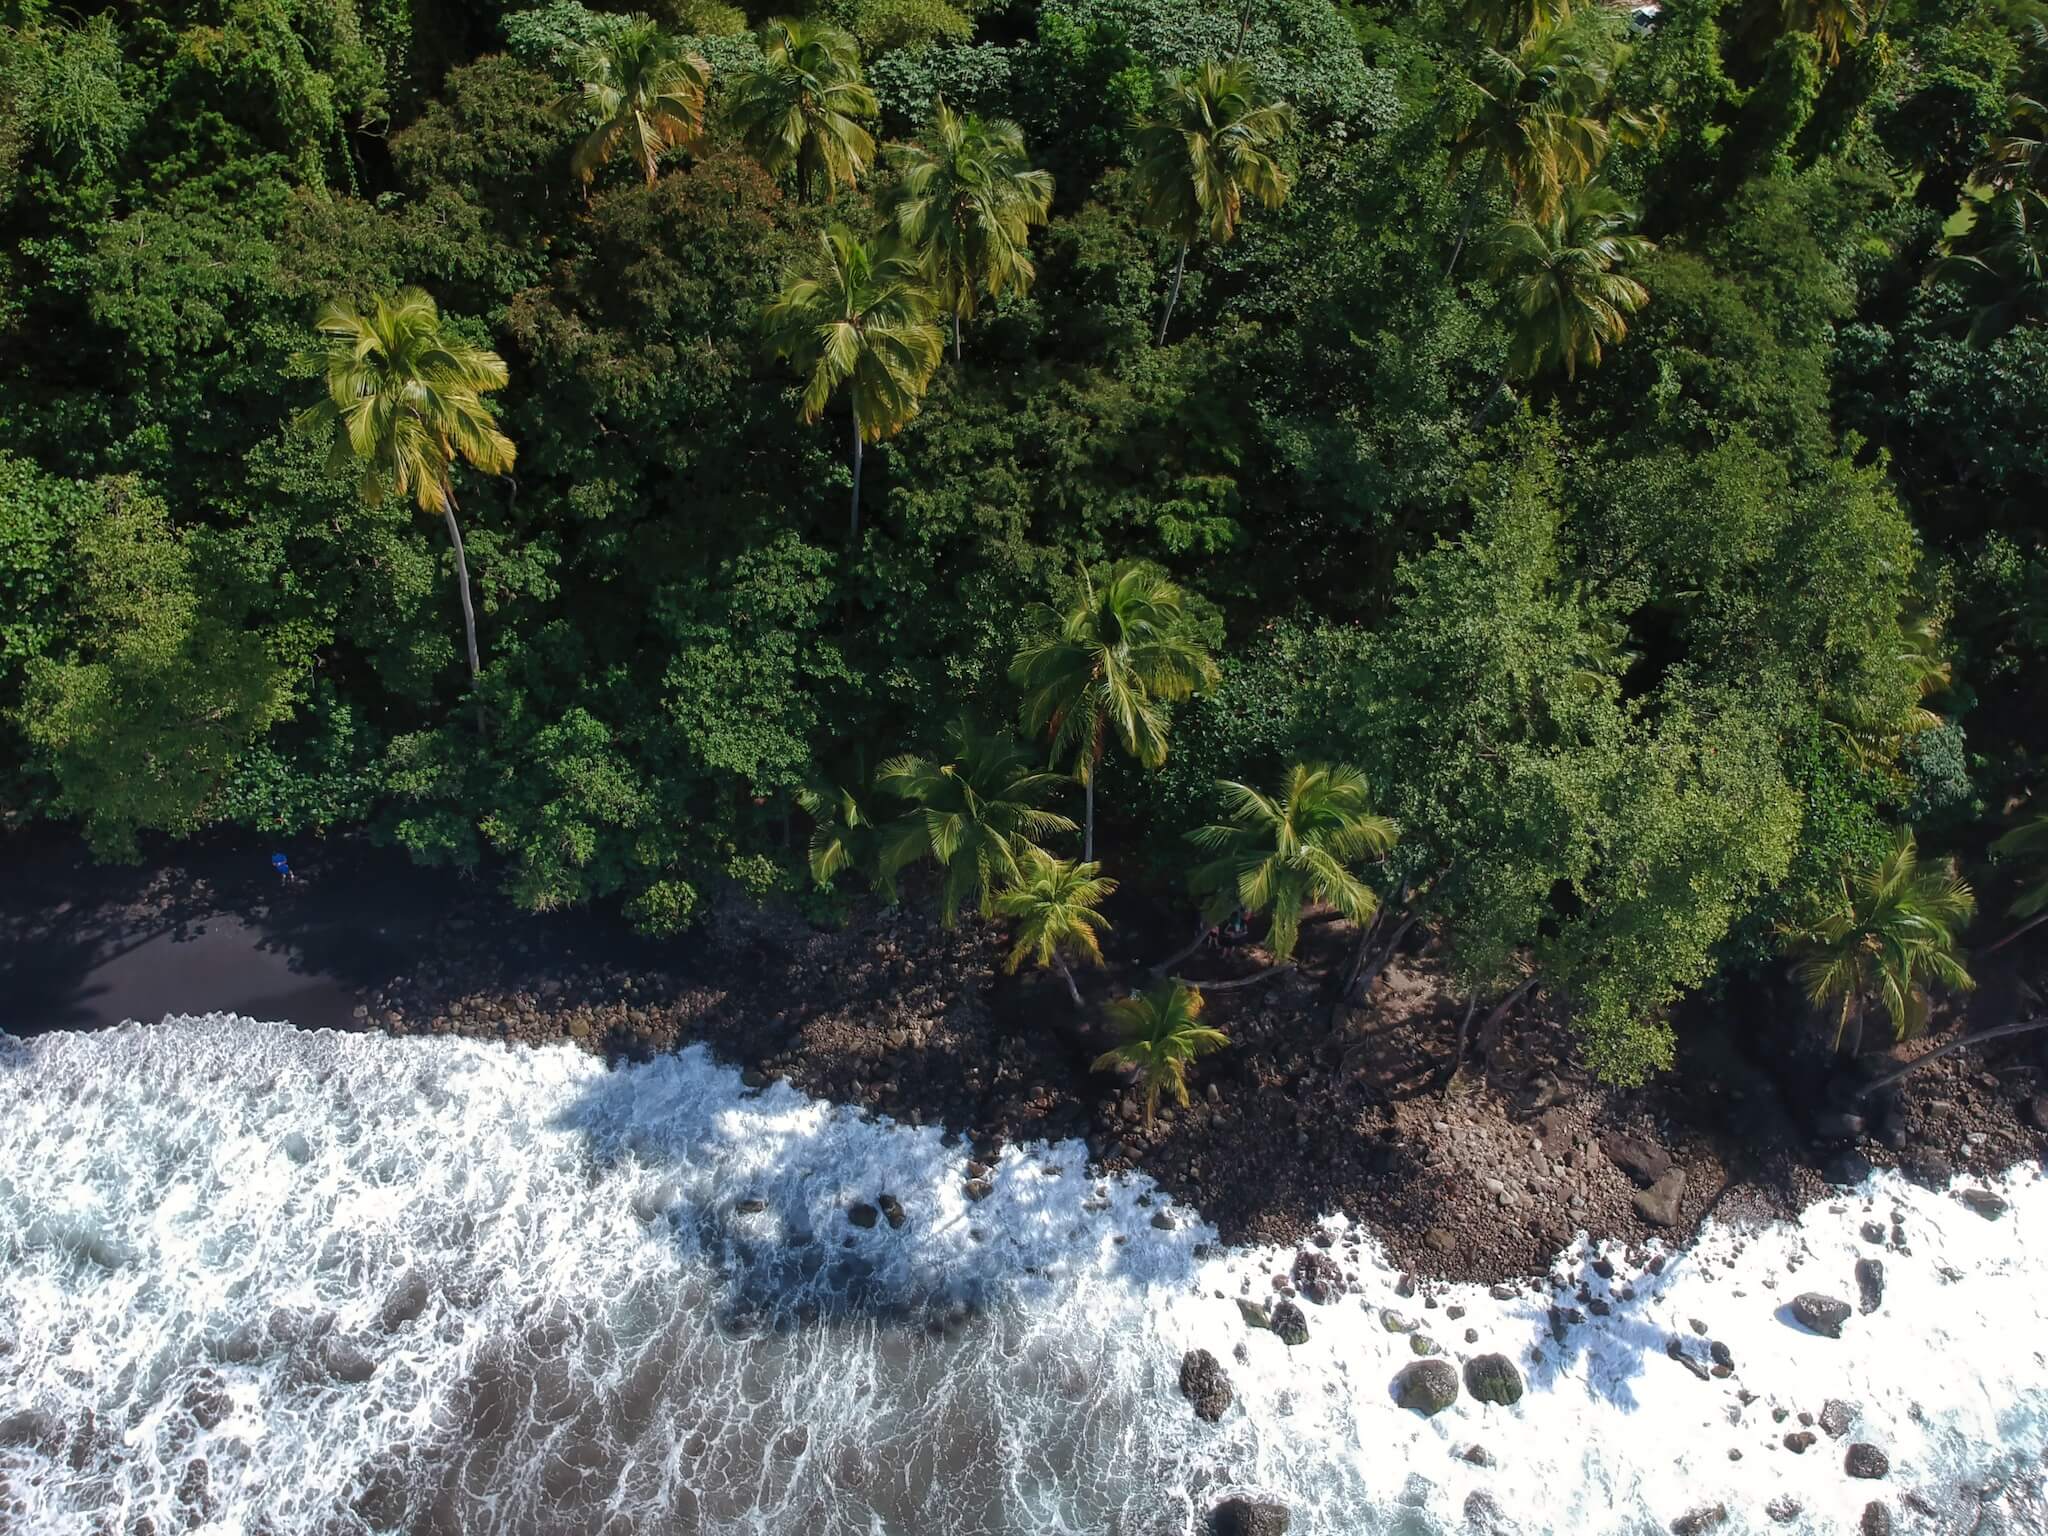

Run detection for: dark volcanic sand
[[5, 824, 2044, 1282]]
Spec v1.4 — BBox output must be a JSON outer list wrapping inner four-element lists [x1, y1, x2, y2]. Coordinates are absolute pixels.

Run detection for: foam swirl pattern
[[0, 1016, 2042, 1535]]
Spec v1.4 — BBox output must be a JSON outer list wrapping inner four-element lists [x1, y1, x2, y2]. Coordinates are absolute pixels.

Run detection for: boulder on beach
[[1634, 1169, 1687, 1227], [1179, 1349, 1234, 1423], [1209, 1496, 1290, 1536], [1791, 1293, 1851, 1338], [1670, 1504, 1727, 1536], [1270, 1300, 1310, 1347], [1845, 1443, 1890, 1479], [1855, 1259, 1885, 1315], [1603, 1133, 1672, 1186], [1464, 1353, 1525, 1406], [1392, 1358, 1459, 1416]]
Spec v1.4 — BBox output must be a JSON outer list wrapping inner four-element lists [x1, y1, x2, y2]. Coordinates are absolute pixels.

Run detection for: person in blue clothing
[[270, 851, 295, 884]]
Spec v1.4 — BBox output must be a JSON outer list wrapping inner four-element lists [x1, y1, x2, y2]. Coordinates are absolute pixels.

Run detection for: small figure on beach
[[1222, 907, 1250, 948], [270, 851, 296, 884]]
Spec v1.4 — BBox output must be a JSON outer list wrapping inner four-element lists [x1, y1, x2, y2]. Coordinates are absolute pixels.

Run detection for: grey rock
[[1845, 1443, 1890, 1479], [1765, 1497, 1802, 1524], [1634, 1169, 1688, 1227], [1709, 1341, 1734, 1369], [1820, 1399, 1858, 1438], [1410, 1334, 1441, 1356], [1292, 1250, 1345, 1304], [1179, 1349, 1234, 1423], [877, 1194, 906, 1229], [1784, 1431, 1816, 1453], [1604, 1133, 1672, 1187], [1958, 1188, 2008, 1220], [1237, 1299, 1272, 1331], [1791, 1293, 1852, 1338], [1459, 1444, 1496, 1467], [1392, 1359, 1460, 1416], [1671, 1505, 1727, 1536], [1270, 1300, 1310, 1347], [847, 1203, 880, 1229], [1209, 1497, 1290, 1536], [1856, 1258, 1885, 1314], [1860, 1502, 1892, 1536], [1381, 1309, 1418, 1333], [1464, 1353, 1525, 1406]]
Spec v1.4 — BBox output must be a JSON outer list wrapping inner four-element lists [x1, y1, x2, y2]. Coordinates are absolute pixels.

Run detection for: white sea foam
[[0, 1014, 2042, 1535]]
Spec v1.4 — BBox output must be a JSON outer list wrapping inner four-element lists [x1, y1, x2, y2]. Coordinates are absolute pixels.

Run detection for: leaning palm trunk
[[1846, 1015, 2048, 1102], [1153, 918, 1213, 976], [1053, 952, 1084, 1009], [439, 482, 486, 733], [1157, 245, 1189, 345], [1446, 150, 1497, 276], [1983, 910, 2048, 956]]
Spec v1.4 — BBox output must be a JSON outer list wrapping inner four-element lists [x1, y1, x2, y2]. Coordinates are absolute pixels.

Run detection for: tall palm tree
[[1446, 15, 1618, 272], [1187, 763, 1398, 964], [1459, 0, 1577, 47], [1784, 829, 1977, 1057], [877, 717, 1078, 927], [1486, 178, 1651, 384], [1932, 187, 2048, 346], [994, 847, 1117, 1008], [296, 289, 515, 713], [1130, 59, 1295, 345], [725, 17, 877, 203], [1010, 562, 1219, 862], [884, 100, 1053, 361], [762, 226, 943, 537], [1984, 813, 2048, 955], [1092, 981, 1228, 1133], [553, 20, 711, 190]]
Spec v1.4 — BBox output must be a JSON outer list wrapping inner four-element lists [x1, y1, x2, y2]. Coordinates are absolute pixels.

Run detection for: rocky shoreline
[[7, 828, 2047, 1284]]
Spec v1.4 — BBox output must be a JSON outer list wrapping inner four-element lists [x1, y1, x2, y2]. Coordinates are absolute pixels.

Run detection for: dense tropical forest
[[2, 0, 2045, 1086]]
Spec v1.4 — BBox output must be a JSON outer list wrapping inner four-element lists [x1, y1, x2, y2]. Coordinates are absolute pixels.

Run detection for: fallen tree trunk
[[1847, 1015, 2048, 1102], [1170, 964, 1296, 993]]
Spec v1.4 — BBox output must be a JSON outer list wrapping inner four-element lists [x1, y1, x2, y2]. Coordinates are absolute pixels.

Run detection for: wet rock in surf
[[1464, 1489, 1519, 1535], [877, 1193, 906, 1229], [1379, 1309, 1417, 1334], [1784, 1431, 1817, 1453], [1179, 1348, 1234, 1422], [319, 1334, 380, 1384], [1392, 1358, 1459, 1416], [1670, 1504, 1726, 1535], [1269, 1300, 1310, 1346], [1291, 1250, 1345, 1304], [1237, 1299, 1272, 1331], [846, 1202, 880, 1229], [1957, 1188, 2008, 1220], [181, 1371, 233, 1431], [1634, 1169, 1687, 1227], [1820, 1399, 1858, 1438], [1409, 1335, 1441, 1356], [1845, 1443, 1890, 1479], [1791, 1293, 1852, 1338], [734, 1197, 767, 1215], [1856, 1258, 1885, 1314], [1860, 1502, 1893, 1535], [964, 1179, 993, 1202], [1209, 1496, 1290, 1535], [1463, 1353, 1525, 1406], [1765, 1496, 1802, 1523], [379, 1271, 431, 1332]]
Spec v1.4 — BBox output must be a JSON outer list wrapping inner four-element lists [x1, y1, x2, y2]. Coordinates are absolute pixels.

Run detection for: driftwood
[[1151, 918, 1213, 977], [1848, 1015, 2048, 1102], [1169, 964, 1297, 993]]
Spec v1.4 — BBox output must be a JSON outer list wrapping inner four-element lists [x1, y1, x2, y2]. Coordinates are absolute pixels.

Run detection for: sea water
[[0, 1015, 2042, 1536]]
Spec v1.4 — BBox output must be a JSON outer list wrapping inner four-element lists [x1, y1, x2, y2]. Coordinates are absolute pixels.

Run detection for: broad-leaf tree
[[1092, 981, 1228, 1132], [1131, 59, 1295, 344], [1486, 177, 1651, 384], [762, 226, 943, 536], [878, 717, 1078, 926], [296, 288, 516, 706], [885, 99, 1053, 361], [1188, 762, 1398, 963], [993, 847, 1117, 1008], [1010, 562, 1218, 862], [554, 20, 710, 189], [726, 17, 877, 202], [1784, 829, 1977, 1056]]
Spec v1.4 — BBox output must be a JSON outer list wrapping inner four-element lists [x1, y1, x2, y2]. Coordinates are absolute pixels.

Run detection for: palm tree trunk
[[1054, 953, 1084, 1010], [440, 491, 486, 733], [1469, 371, 1511, 431], [1983, 909, 2048, 956], [1153, 917, 1212, 976], [1157, 245, 1188, 345], [1083, 772, 1095, 865], [1446, 150, 1497, 277], [1167, 964, 1295, 991], [1442, 993, 1481, 1099], [849, 410, 863, 539], [953, 309, 962, 364], [1847, 1015, 2048, 1102], [1353, 912, 1421, 1001]]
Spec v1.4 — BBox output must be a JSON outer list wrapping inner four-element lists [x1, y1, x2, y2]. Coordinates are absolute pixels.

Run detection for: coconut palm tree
[[1092, 981, 1229, 1132], [1784, 829, 1977, 1057], [554, 20, 710, 190], [1485, 177, 1652, 386], [884, 100, 1053, 361], [1459, 0, 1577, 48], [762, 226, 944, 537], [1446, 15, 1618, 272], [1187, 763, 1398, 964], [1931, 187, 2048, 346], [994, 847, 1117, 1008], [1984, 813, 2048, 955], [1131, 59, 1295, 345], [878, 717, 1079, 927], [725, 17, 877, 202], [1010, 562, 1219, 862], [1781, 0, 1865, 67], [296, 288, 515, 714], [796, 748, 894, 892]]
